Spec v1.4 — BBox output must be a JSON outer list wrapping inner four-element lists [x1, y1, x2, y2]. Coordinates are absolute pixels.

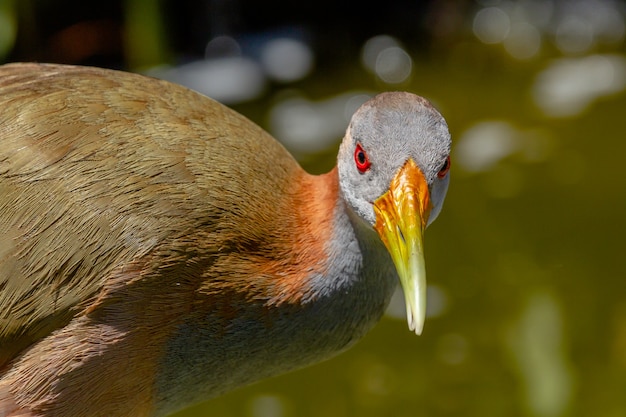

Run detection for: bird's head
[[337, 92, 451, 335]]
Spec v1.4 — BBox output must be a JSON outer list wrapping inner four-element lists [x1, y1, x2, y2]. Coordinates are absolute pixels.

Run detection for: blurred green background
[[2, 1, 626, 416]]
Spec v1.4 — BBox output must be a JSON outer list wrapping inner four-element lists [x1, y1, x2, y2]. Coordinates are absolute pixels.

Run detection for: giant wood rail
[[0, 63, 451, 417]]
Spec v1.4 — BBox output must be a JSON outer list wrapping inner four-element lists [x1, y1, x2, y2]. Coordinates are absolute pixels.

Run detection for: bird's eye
[[437, 156, 450, 178], [354, 143, 371, 173]]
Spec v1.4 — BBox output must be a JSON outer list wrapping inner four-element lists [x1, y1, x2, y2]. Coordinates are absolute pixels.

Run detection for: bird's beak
[[373, 158, 431, 335]]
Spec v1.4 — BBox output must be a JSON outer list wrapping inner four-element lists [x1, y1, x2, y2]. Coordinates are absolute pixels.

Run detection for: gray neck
[[153, 197, 398, 417]]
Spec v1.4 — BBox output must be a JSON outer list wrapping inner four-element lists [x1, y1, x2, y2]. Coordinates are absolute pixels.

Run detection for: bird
[[0, 62, 451, 417]]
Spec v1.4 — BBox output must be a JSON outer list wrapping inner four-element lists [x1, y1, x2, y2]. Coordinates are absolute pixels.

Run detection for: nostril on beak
[[397, 225, 405, 243]]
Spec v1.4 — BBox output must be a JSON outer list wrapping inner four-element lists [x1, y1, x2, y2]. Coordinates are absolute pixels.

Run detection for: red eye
[[354, 143, 371, 173], [437, 156, 451, 178]]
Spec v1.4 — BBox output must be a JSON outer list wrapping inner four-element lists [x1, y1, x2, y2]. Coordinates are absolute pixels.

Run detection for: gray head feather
[[337, 92, 451, 227]]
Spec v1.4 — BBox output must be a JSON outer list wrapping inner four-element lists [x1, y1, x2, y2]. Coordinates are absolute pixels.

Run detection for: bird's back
[[0, 63, 300, 371]]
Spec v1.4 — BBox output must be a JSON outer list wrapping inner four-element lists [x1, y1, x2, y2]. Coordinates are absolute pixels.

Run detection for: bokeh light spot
[[504, 21, 542, 60], [261, 38, 313, 82], [555, 15, 594, 54], [375, 46, 412, 84], [473, 7, 511, 44], [533, 54, 626, 117]]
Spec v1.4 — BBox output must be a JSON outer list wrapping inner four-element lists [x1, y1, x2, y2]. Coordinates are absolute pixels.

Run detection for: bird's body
[[0, 63, 451, 417]]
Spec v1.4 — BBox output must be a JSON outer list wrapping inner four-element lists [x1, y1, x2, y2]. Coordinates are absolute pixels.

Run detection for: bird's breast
[[152, 201, 398, 417]]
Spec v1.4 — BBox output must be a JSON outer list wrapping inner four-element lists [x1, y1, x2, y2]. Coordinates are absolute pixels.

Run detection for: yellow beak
[[373, 158, 431, 335]]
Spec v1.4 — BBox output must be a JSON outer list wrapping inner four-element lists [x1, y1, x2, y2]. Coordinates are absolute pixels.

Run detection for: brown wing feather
[[0, 63, 300, 368]]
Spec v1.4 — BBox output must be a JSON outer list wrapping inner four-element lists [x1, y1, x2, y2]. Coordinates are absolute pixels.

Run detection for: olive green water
[[171, 43, 626, 417]]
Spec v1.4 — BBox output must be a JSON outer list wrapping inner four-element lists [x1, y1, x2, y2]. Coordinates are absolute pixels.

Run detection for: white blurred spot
[[591, 3, 626, 44], [554, 0, 626, 54], [375, 47, 413, 84], [503, 21, 542, 60], [269, 91, 374, 154], [361, 35, 413, 84], [152, 57, 266, 105], [473, 7, 511, 44], [205, 35, 241, 58], [533, 54, 626, 117], [474, 0, 625, 58], [518, 0, 554, 31], [455, 121, 521, 172], [456, 121, 554, 174], [506, 290, 576, 417], [385, 284, 449, 321], [261, 38, 313, 82], [361, 35, 401, 73], [555, 15, 594, 54], [248, 394, 288, 417], [425, 284, 449, 319]]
